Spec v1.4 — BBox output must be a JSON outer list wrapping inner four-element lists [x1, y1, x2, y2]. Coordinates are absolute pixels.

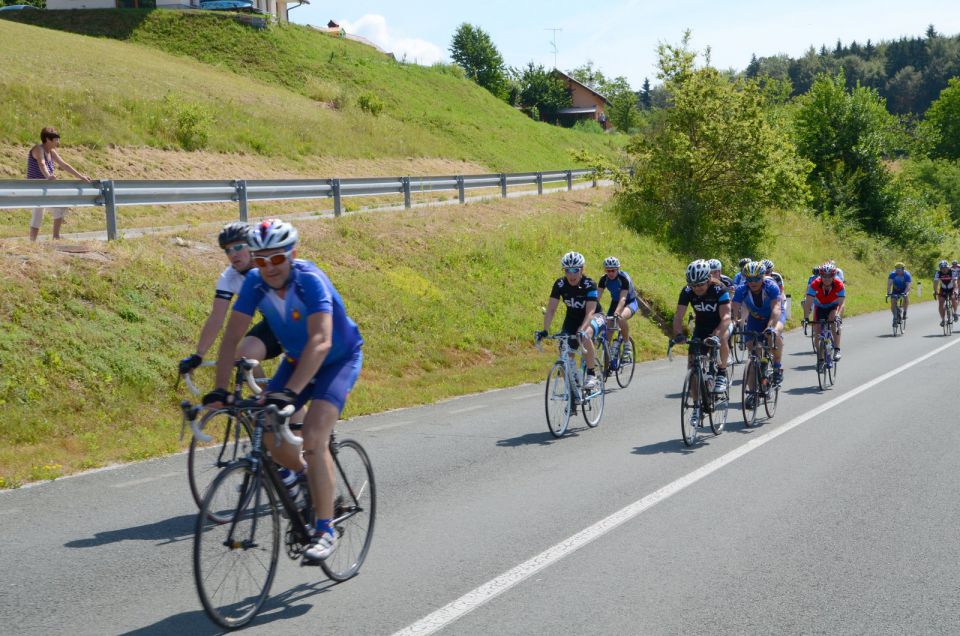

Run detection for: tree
[[639, 78, 652, 110], [922, 77, 960, 159], [885, 65, 923, 114], [613, 32, 809, 258], [514, 63, 571, 122], [745, 54, 761, 78], [568, 60, 607, 91], [449, 23, 509, 99], [792, 71, 901, 232]]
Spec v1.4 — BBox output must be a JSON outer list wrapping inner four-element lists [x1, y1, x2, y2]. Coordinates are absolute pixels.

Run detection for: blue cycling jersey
[[733, 272, 744, 286], [598, 270, 637, 304], [888, 270, 912, 291], [233, 259, 363, 364], [732, 279, 781, 322]]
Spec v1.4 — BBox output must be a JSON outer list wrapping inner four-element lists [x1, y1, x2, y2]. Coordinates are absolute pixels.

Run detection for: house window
[[116, 0, 157, 7]]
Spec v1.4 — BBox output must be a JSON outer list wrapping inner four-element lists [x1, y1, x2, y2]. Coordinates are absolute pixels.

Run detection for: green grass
[[0, 188, 932, 488], [0, 12, 622, 170]]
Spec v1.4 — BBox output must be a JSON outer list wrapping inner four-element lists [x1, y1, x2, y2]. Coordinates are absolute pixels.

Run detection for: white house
[[45, 0, 307, 23]]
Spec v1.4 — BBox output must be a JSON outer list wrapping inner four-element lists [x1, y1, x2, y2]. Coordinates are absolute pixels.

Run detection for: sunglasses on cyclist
[[252, 252, 291, 268], [746, 276, 763, 283], [224, 243, 248, 255], [821, 273, 835, 279], [605, 268, 618, 274], [564, 267, 582, 274]]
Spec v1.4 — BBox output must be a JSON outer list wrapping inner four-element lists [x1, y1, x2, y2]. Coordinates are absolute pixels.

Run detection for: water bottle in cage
[[278, 466, 304, 509]]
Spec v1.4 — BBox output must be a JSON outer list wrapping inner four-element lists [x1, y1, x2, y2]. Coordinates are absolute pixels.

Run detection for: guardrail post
[[457, 176, 465, 204], [235, 179, 248, 221], [332, 178, 342, 217], [629, 167, 636, 179], [536, 172, 543, 195], [402, 177, 411, 209], [592, 170, 598, 188], [500, 173, 507, 198], [566, 170, 573, 191], [101, 179, 118, 241]]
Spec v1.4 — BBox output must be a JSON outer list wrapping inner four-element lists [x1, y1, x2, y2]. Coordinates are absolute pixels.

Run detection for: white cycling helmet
[[603, 256, 620, 269], [249, 218, 298, 251], [939, 259, 950, 269], [760, 259, 774, 272], [707, 258, 722, 272], [686, 259, 711, 285], [561, 251, 586, 269]]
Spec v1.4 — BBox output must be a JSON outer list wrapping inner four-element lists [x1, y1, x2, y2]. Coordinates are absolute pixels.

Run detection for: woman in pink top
[[27, 127, 91, 241]]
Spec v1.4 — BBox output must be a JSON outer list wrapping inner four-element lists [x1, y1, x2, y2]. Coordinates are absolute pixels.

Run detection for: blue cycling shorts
[[267, 347, 363, 414]]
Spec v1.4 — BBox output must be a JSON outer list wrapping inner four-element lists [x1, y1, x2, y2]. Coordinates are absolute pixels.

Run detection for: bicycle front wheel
[[615, 337, 637, 388], [321, 439, 376, 582], [710, 367, 728, 435], [545, 362, 572, 438], [582, 377, 605, 428], [816, 340, 828, 391], [730, 331, 744, 365], [680, 368, 700, 446], [741, 361, 759, 428], [763, 372, 779, 418], [194, 461, 280, 630], [188, 409, 250, 518]]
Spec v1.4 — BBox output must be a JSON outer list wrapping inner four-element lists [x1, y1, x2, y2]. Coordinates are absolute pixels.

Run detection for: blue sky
[[291, 1, 960, 88]]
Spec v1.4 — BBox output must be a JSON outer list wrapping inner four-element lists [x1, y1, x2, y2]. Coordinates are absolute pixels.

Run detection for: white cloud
[[338, 14, 445, 65]]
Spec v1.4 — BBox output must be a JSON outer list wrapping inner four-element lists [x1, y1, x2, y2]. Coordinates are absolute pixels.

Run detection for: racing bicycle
[[886, 293, 907, 336], [741, 330, 779, 427], [535, 332, 605, 438], [668, 335, 729, 446]]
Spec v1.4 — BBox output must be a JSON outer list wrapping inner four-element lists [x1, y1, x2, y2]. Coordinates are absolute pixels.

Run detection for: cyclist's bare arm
[[713, 303, 731, 337], [214, 311, 254, 390], [672, 304, 687, 337], [615, 290, 628, 316], [579, 299, 598, 333], [195, 297, 231, 358], [543, 297, 560, 331], [285, 312, 332, 394]]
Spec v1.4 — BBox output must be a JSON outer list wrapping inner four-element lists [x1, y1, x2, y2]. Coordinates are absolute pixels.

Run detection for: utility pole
[[545, 27, 562, 69]]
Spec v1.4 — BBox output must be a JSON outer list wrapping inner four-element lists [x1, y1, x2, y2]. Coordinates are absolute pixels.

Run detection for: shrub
[[357, 92, 384, 116], [572, 119, 604, 134]]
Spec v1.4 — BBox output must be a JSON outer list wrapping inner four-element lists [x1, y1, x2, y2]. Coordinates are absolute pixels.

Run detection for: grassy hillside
[[0, 12, 621, 170], [0, 188, 926, 488]]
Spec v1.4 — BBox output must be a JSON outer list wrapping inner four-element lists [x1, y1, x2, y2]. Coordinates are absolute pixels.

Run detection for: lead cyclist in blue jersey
[[204, 219, 363, 563], [886, 262, 912, 324], [732, 261, 785, 389], [597, 256, 637, 358]]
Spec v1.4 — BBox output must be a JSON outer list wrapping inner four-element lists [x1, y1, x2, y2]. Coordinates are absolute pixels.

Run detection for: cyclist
[[933, 259, 957, 326], [709, 258, 734, 292], [538, 252, 605, 391], [732, 261, 784, 390], [732, 257, 751, 286], [178, 222, 283, 382], [204, 219, 364, 563], [801, 265, 820, 322], [952, 260, 960, 321], [672, 260, 732, 422], [827, 259, 845, 282], [804, 262, 846, 360], [886, 262, 912, 325], [596, 256, 637, 360]]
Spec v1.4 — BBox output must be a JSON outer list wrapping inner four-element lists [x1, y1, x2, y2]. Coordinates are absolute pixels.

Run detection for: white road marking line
[[111, 472, 180, 488], [365, 420, 413, 433], [448, 405, 486, 414], [392, 336, 960, 636]]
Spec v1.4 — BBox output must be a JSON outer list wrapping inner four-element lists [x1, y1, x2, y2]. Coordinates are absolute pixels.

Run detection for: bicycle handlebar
[[267, 404, 301, 446], [182, 359, 264, 397]]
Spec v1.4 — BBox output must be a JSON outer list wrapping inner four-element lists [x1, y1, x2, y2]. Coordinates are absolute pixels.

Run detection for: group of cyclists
[[178, 218, 959, 566]]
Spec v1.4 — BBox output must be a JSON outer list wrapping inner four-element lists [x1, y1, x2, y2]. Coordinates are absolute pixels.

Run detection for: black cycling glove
[[179, 353, 203, 375], [202, 388, 230, 406], [264, 388, 298, 409]]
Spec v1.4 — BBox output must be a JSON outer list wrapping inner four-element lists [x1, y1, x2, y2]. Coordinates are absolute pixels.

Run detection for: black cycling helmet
[[738, 257, 750, 268], [218, 222, 250, 249]]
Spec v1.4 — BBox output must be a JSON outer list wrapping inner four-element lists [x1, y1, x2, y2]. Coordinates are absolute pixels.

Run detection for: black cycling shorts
[[245, 320, 283, 360]]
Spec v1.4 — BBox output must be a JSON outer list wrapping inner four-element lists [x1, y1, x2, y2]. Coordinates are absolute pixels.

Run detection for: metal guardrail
[[0, 169, 597, 240]]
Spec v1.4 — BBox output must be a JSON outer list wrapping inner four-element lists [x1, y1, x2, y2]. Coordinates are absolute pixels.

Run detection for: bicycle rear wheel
[[188, 409, 251, 519], [615, 337, 636, 388], [320, 439, 376, 582], [827, 343, 837, 386], [544, 362, 572, 438], [710, 367, 728, 435], [816, 339, 829, 391], [899, 305, 906, 335], [680, 368, 700, 446], [730, 330, 744, 365], [741, 361, 759, 428], [194, 461, 279, 630]]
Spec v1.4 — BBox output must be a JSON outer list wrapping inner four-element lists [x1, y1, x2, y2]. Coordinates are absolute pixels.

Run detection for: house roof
[[558, 106, 597, 115], [551, 69, 612, 105]]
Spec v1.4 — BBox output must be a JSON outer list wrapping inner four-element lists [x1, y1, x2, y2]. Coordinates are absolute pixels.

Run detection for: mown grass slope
[[0, 188, 923, 488], [0, 12, 621, 169]]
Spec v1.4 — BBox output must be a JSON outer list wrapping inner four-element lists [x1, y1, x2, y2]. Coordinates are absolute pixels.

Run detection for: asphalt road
[[3, 300, 959, 635]]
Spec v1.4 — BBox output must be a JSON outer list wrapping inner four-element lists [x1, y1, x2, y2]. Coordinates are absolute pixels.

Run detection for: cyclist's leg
[[902, 292, 909, 316], [261, 360, 306, 473], [618, 300, 638, 342], [830, 307, 841, 350], [938, 294, 946, 321], [581, 324, 598, 372]]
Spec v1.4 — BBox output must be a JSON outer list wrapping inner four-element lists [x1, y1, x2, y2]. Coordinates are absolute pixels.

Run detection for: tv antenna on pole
[[545, 28, 562, 69]]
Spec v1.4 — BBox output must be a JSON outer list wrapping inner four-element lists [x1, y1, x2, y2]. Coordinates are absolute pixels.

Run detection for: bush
[[572, 119, 604, 134], [357, 92, 384, 116], [149, 94, 213, 151]]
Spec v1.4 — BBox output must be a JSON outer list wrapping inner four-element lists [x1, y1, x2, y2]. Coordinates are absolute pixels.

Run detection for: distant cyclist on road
[[673, 259, 732, 416], [933, 259, 957, 325], [178, 222, 283, 381], [805, 262, 846, 360], [538, 252, 604, 391], [597, 256, 637, 360], [733, 261, 785, 390], [886, 262, 912, 324], [203, 219, 364, 563], [732, 257, 751, 286]]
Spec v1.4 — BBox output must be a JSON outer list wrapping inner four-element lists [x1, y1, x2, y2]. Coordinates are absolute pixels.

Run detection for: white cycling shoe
[[304, 529, 337, 562], [584, 375, 600, 391]]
